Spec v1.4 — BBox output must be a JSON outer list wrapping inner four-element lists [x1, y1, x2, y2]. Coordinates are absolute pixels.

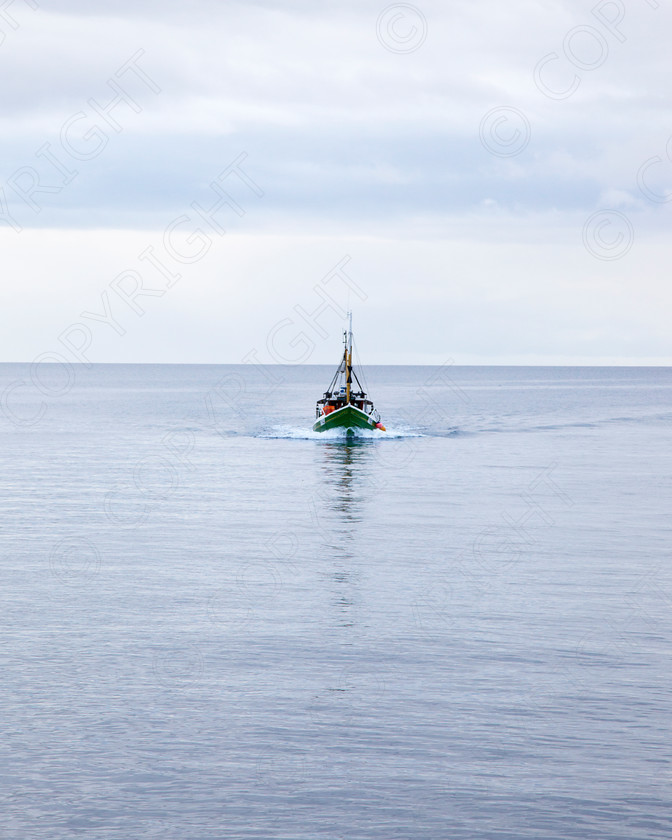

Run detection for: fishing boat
[[313, 313, 386, 434]]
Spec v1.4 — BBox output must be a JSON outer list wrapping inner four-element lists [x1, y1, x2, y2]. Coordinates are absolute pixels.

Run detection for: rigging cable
[[352, 335, 370, 396]]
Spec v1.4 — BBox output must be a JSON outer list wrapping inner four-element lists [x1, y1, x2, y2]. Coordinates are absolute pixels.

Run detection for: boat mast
[[345, 310, 353, 404]]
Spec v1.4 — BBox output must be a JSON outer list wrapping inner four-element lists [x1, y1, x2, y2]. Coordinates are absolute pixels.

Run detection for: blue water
[[2, 364, 672, 839]]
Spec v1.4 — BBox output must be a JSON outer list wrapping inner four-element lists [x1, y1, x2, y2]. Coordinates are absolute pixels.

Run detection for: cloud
[[1, 0, 672, 362], [1, 0, 670, 233]]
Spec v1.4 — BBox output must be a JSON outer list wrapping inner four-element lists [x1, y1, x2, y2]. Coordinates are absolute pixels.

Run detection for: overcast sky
[[1, 0, 671, 364]]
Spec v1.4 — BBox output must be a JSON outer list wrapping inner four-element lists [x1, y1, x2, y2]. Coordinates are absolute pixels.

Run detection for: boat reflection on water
[[315, 439, 376, 632], [319, 439, 375, 524]]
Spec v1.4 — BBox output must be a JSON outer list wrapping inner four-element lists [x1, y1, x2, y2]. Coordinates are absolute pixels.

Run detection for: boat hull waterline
[[312, 404, 381, 433]]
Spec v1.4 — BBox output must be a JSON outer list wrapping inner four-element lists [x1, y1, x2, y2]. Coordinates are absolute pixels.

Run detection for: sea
[[1, 363, 671, 840]]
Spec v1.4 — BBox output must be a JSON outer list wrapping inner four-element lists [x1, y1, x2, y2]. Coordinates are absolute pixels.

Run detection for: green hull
[[313, 404, 379, 433]]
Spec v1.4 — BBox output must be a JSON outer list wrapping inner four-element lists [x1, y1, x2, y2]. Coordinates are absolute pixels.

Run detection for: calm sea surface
[[1, 364, 671, 839]]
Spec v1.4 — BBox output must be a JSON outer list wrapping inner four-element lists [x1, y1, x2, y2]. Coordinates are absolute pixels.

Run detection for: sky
[[1, 0, 671, 364]]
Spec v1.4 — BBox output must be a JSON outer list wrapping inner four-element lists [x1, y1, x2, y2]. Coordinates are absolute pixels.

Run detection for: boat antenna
[[345, 311, 353, 404]]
